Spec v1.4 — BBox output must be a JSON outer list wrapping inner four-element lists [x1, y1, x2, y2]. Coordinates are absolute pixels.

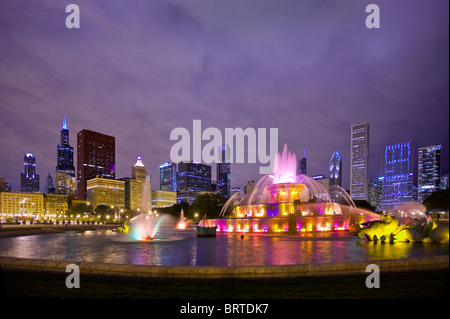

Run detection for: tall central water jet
[[273, 144, 297, 184]]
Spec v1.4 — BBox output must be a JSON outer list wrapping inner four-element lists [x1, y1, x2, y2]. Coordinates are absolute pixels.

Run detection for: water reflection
[[0, 231, 447, 267]]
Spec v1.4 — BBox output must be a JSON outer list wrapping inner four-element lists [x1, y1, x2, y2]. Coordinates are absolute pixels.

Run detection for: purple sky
[[0, 0, 448, 192]]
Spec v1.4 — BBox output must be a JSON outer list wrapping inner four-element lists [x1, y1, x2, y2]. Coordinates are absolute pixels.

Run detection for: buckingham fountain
[[118, 144, 448, 245], [201, 144, 379, 234]]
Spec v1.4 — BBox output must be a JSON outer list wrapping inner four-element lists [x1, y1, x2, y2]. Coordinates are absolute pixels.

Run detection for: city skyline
[[0, 0, 448, 193]]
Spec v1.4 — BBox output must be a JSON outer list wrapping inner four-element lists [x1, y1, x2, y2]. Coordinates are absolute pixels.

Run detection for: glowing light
[[316, 223, 331, 231], [134, 156, 145, 167], [335, 224, 347, 231], [62, 112, 68, 130], [237, 224, 249, 233], [254, 207, 265, 217]]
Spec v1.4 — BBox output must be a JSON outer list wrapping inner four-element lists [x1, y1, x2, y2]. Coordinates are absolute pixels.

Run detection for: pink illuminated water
[[273, 144, 297, 184], [129, 213, 174, 240]]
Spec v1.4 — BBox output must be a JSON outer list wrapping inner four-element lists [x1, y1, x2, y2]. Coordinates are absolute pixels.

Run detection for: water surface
[[0, 230, 447, 266]]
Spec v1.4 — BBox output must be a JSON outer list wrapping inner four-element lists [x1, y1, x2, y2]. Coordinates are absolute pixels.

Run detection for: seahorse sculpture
[[392, 219, 449, 244], [356, 214, 449, 244], [117, 221, 129, 234], [356, 214, 398, 242]]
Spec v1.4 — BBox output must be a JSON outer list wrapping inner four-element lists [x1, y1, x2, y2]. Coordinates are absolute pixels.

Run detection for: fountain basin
[[0, 229, 447, 267]]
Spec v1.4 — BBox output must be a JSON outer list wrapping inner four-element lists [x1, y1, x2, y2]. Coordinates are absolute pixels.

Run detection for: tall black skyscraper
[[299, 149, 307, 175], [217, 144, 231, 198], [20, 153, 40, 192], [329, 151, 342, 187], [56, 113, 75, 176]]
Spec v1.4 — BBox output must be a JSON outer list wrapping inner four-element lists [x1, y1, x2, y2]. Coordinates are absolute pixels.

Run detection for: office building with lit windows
[[381, 142, 414, 211], [77, 129, 115, 200], [159, 162, 177, 192], [55, 172, 76, 197], [368, 177, 383, 211], [418, 144, 442, 202], [177, 162, 211, 204], [0, 192, 44, 220], [43, 193, 69, 216], [123, 156, 152, 212], [86, 177, 125, 210], [151, 190, 177, 208], [350, 122, 369, 201]]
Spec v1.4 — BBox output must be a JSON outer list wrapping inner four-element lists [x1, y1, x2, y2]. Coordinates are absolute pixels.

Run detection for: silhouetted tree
[[190, 193, 227, 219], [353, 200, 376, 212], [423, 189, 449, 211]]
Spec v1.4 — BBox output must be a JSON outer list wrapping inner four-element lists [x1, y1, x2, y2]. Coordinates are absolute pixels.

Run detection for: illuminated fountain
[[128, 212, 173, 241], [176, 209, 191, 230], [202, 144, 378, 234]]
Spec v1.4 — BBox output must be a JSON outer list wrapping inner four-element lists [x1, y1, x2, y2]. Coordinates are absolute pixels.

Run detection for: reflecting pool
[[0, 230, 447, 267]]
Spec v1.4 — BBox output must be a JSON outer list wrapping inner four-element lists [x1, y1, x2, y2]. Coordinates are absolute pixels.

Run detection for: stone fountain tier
[[266, 182, 310, 203], [203, 214, 356, 234]]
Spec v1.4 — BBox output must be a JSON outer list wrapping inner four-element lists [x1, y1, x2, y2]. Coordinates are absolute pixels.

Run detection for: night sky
[[0, 0, 448, 192]]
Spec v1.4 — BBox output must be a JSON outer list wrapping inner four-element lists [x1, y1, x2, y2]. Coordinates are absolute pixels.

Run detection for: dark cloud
[[0, 0, 448, 192]]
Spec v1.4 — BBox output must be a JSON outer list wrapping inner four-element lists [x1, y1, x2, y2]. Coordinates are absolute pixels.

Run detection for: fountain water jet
[[129, 213, 173, 241], [176, 209, 191, 230]]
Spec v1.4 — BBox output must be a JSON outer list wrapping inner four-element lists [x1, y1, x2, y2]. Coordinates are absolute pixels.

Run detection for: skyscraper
[[368, 177, 383, 211], [381, 142, 414, 211], [55, 172, 76, 197], [56, 113, 75, 176], [55, 113, 76, 196], [77, 129, 115, 200], [299, 149, 307, 175], [329, 150, 342, 187], [216, 144, 231, 198], [177, 162, 211, 204], [159, 162, 177, 192], [20, 153, 40, 192], [418, 144, 442, 202], [0, 177, 12, 192], [350, 122, 369, 201], [131, 156, 152, 212], [44, 173, 55, 194], [87, 177, 125, 210]]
